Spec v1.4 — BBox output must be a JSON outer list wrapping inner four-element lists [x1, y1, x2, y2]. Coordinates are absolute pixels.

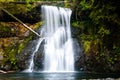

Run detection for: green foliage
[[17, 35, 33, 54], [3, 45, 18, 69], [2, 35, 33, 70], [0, 23, 16, 37], [97, 27, 110, 38], [71, 0, 120, 72], [0, 25, 11, 32], [0, 2, 34, 15], [13, 0, 64, 1], [0, 0, 14, 2], [80, 0, 94, 10]]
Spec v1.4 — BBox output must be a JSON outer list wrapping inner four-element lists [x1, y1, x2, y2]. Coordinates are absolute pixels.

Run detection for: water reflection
[[0, 72, 120, 80], [43, 72, 75, 80]]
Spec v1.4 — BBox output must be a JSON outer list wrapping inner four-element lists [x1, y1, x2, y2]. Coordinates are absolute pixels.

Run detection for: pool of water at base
[[0, 71, 120, 80]]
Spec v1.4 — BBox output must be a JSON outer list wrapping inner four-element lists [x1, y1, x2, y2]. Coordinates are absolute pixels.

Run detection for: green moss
[[0, 0, 14, 2], [2, 35, 33, 70], [0, 2, 34, 15], [80, 0, 94, 10], [0, 23, 11, 32], [18, 35, 33, 54], [83, 41, 91, 53]]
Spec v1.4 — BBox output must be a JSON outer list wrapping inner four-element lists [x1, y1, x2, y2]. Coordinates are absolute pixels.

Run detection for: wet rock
[[72, 38, 82, 62], [17, 39, 38, 70], [34, 39, 45, 71], [17, 38, 44, 71]]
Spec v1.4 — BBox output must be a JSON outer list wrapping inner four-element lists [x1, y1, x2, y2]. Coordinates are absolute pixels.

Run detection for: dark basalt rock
[[17, 38, 45, 71], [34, 40, 45, 71], [17, 39, 39, 70]]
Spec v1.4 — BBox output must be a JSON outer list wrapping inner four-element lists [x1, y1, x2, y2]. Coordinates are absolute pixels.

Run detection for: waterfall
[[24, 5, 75, 72], [41, 5, 74, 72]]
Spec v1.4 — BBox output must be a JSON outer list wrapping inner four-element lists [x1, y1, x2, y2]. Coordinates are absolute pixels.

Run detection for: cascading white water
[[24, 5, 75, 72], [41, 5, 74, 72]]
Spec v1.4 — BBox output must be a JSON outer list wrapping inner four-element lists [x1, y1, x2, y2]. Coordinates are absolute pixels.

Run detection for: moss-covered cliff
[[68, 0, 120, 73]]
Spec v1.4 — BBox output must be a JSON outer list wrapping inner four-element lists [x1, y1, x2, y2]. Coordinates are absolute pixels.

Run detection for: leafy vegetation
[[0, 0, 64, 2], [0, 21, 40, 71], [1, 36, 33, 70], [70, 0, 120, 72]]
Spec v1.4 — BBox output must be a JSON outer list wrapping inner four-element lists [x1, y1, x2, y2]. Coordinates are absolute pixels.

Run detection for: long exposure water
[[41, 5, 74, 72]]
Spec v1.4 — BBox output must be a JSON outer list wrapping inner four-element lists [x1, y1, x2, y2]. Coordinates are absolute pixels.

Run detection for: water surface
[[0, 72, 120, 80]]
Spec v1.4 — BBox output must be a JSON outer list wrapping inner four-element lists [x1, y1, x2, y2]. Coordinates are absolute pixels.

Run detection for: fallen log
[[0, 7, 41, 37], [0, 70, 7, 73]]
